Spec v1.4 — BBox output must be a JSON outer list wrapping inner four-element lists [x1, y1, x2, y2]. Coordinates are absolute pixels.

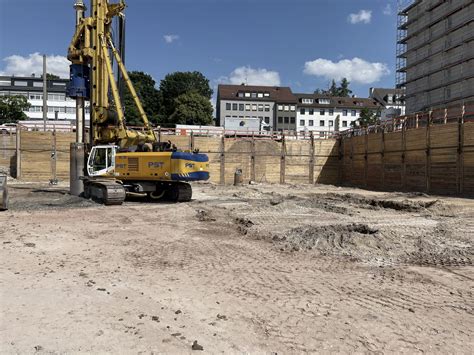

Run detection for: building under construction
[[396, 0, 473, 114]]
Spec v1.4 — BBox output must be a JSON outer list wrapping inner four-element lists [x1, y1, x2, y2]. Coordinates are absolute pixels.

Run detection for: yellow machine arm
[[67, 0, 156, 148]]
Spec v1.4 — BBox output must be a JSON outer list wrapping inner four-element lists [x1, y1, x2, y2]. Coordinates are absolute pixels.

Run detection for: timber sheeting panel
[[315, 140, 339, 184], [0, 134, 16, 175], [254, 140, 281, 184], [20, 132, 75, 181], [224, 139, 252, 184], [463, 122, 474, 195], [286, 141, 311, 184]]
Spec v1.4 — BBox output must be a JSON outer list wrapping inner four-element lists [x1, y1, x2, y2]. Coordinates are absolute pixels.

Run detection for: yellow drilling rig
[[67, 0, 210, 205]]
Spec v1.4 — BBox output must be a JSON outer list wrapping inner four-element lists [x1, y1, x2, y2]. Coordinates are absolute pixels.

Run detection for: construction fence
[[0, 130, 340, 185], [339, 102, 474, 196]]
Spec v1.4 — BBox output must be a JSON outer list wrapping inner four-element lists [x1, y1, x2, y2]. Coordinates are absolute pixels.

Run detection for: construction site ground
[[1, 182, 473, 353]]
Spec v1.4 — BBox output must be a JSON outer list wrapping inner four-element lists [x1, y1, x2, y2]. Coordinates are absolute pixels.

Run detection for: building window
[[290, 105, 296, 111], [14, 81, 28, 87], [257, 93, 263, 98], [226, 103, 231, 110], [245, 93, 251, 98], [300, 119, 305, 126], [309, 120, 314, 126], [284, 105, 289, 111], [342, 121, 347, 127], [329, 120, 334, 127], [351, 110, 356, 116], [290, 117, 295, 124], [318, 98, 330, 105], [265, 104, 270, 112], [29, 93, 42, 100], [284, 117, 289, 124], [238, 92, 244, 98], [33, 82, 43, 88], [245, 104, 251, 111], [258, 104, 264, 112], [251, 93, 257, 98], [232, 103, 237, 110], [264, 93, 270, 97], [252, 104, 257, 111], [343, 109, 348, 116], [319, 132, 325, 138], [278, 105, 283, 111], [309, 109, 314, 115], [320, 120, 324, 126], [302, 98, 313, 104], [239, 104, 244, 111], [329, 109, 334, 116], [264, 117, 270, 124], [320, 109, 325, 116], [300, 108, 305, 115], [278, 117, 283, 124]]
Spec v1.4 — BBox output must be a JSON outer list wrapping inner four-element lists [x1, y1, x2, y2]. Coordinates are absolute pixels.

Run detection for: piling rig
[[67, 0, 210, 205]]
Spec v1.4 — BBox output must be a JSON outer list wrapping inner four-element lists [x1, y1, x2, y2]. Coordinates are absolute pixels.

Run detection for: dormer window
[[264, 92, 270, 97], [318, 98, 330, 105], [302, 98, 314, 104], [244, 93, 251, 98], [257, 93, 263, 98]]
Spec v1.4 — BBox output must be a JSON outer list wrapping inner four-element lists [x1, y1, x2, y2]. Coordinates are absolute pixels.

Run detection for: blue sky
[[0, 0, 398, 98]]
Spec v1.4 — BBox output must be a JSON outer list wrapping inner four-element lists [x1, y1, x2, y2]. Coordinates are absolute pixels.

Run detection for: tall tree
[[354, 108, 380, 127], [0, 96, 30, 124], [167, 91, 214, 126], [329, 79, 338, 96], [122, 71, 161, 126], [337, 78, 353, 97], [159, 71, 213, 119]]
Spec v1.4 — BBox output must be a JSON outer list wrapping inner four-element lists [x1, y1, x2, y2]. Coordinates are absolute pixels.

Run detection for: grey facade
[[216, 85, 297, 132], [396, 0, 474, 114]]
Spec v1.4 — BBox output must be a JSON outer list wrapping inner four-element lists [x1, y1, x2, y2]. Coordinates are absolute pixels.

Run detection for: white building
[[0, 75, 90, 122], [295, 94, 382, 136]]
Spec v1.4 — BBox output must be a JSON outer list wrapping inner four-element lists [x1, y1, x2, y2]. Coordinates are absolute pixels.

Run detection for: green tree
[[329, 79, 339, 96], [337, 78, 352, 97], [353, 108, 380, 127], [122, 71, 161, 126], [159, 71, 213, 119], [167, 91, 214, 126], [0, 96, 30, 124]]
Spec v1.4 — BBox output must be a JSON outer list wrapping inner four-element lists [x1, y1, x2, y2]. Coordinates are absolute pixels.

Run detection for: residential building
[[295, 94, 382, 136], [216, 84, 297, 132], [396, 0, 474, 113], [0, 75, 90, 122], [370, 87, 406, 121]]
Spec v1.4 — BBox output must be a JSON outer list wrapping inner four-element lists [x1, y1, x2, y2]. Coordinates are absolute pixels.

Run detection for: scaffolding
[[396, 0, 417, 89]]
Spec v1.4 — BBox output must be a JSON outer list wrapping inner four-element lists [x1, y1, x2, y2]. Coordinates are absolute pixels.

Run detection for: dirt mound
[[312, 193, 453, 215], [273, 223, 473, 266], [9, 187, 97, 211]]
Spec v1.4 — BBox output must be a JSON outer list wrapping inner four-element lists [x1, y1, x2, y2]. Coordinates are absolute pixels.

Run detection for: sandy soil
[[0, 182, 473, 353]]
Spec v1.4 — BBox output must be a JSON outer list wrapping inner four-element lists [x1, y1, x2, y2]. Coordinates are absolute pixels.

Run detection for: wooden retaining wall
[[340, 102, 474, 196], [0, 130, 339, 185], [0, 134, 16, 176]]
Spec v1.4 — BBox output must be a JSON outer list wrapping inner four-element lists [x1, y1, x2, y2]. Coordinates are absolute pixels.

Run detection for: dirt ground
[[0, 181, 473, 353]]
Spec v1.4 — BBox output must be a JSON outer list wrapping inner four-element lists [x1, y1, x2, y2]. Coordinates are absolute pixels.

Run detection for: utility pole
[[42, 55, 47, 131]]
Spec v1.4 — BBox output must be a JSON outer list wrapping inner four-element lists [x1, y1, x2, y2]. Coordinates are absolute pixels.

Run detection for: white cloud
[[163, 34, 180, 44], [0, 52, 69, 78], [348, 10, 372, 24], [303, 57, 390, 84], [220, 66, 281, 86], [383, 4, 393, 16]]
